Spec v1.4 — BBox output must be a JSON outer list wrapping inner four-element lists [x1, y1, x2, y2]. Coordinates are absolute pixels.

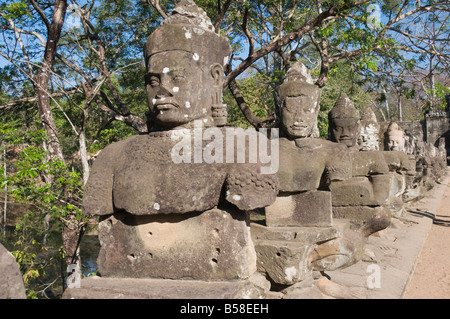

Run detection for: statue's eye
[[149, 76, 160, 87]]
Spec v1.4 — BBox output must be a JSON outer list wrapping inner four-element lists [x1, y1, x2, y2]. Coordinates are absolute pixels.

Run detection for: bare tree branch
[[147, 0, 168, 19]]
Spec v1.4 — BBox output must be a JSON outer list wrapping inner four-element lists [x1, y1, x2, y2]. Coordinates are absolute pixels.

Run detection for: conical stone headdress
[[329, 93, 360, 119], [144, 0, 231, 69]]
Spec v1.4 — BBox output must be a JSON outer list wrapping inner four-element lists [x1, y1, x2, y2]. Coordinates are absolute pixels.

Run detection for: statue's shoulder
[[92, 134, 143, 168], [294, 137, 347, 152]]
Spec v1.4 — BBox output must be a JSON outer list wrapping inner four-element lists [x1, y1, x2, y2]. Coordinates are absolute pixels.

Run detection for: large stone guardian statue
[[251, 63, 353, 296], [67, 0, 279, 299], [325, 94, 393, 269]]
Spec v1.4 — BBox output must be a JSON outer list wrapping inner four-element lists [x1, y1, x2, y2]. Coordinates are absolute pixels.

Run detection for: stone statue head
[[276, 62, 321, 139], [328, 93, 360, 148], [385, 122, 405, 152], [359, 107, 380, 151], [144, 0, 231, 131]]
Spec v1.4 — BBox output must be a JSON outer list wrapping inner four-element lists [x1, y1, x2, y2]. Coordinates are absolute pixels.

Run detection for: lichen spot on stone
[[284, 266, 297, 281], [153, 202, 160, 210], [173, 87, 179, 93], [193, 53, 199, 61], [163, 67, 170, 74], [185, 101, 191, 108], [232, 194, 241, 201]]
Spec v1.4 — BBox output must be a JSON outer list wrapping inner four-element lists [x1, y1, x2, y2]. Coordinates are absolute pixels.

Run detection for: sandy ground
[[403, 178, 450, 299]]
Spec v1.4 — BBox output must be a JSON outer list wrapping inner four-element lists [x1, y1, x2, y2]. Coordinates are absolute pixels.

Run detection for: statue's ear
[[210, 63, 224, 87]]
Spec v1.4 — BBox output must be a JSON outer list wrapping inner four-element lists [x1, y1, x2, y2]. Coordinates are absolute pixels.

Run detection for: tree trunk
[[382, 87, 391, 120], [2, 146, 7, 237], [398, 93, 403, 122], [32, 1, 85, 277], [79, 110, 90, 187], [430, 53, 436, 109], [34, 0, 68, 163]]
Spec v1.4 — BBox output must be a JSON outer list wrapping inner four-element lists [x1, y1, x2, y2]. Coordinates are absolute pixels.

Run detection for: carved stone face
[[387, 132, 405, 151], [281, 94, 319, 139], [146, 51, 214, 130], [330, 118, 359, 147]]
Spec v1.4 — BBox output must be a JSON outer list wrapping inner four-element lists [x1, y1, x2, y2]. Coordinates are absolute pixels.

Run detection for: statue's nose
[[156, 86, 173, 98]]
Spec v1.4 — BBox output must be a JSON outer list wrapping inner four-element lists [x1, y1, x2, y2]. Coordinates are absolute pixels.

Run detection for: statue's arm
[[82, 142, 122, 216], [325, 143, 352, 182], [225, 165, 279, 211]]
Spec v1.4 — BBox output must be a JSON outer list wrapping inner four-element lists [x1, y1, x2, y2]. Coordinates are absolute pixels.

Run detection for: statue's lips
[[155, 102, 179, 111], [291, 123, 307, 130]]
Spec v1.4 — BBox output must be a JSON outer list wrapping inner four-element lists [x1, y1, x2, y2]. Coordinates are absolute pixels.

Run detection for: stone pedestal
[[63, 276, 266, 299], [97, 208, 257, 281], [265, 190, 332, 227]]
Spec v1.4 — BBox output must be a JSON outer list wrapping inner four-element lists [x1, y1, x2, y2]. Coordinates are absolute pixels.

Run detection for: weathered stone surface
[[0, 243, 26, 299], [250, 223, 340, 287], [351, 150, 389, 176], [84, 130, 279, 217], [62, 276, 265, 299], [265, 190, 332, 227], [330, 175, 392, 206], [382, 151, 416, 175], [275, 138, 351, 193], [359, 107, 380, 151], [282, 278, 324, 299], [250, 223, 340, 244], [97, 208, 257, 280], [255, 240, 316, 285], [332, 206, 391, 237], [389, 172, 406, 197], [309, 219, 367, 271]]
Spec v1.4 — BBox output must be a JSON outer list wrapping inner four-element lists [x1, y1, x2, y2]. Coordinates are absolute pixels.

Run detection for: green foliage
[[0, 127, 86, 298], [225, 71, 277, 128], [0, 2, 31, 20], [427, 82, 450, 110]]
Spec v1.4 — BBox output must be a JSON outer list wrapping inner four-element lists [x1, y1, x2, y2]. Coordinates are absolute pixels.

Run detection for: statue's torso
[[277, 138, 351, 193], [83, 129, 279, 216], [112, 134, 228, 215]]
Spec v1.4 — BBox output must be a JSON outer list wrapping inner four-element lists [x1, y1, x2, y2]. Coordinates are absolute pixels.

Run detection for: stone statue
[[81, 0, 279, 292], [381, 122, 420, 205], [265, 63, 351, 228], [252, 63, 353, 293], [323, 94, 395, 271], [385, 122, 406, 152], [359, 106, 380, 151], [328, 93, 361, 150]]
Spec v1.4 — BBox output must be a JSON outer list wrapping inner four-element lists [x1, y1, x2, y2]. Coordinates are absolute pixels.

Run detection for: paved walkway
[[322, 168, 450, 299], [403, 170, 450, 299]]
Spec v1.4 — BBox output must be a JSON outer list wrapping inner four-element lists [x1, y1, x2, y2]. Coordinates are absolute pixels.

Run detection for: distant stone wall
[[425, 111, 450, 147], [380, 111, 449, 158]]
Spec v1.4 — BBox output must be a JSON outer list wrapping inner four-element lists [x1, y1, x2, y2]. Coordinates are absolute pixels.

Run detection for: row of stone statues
[[65, 0, 447, 299]]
